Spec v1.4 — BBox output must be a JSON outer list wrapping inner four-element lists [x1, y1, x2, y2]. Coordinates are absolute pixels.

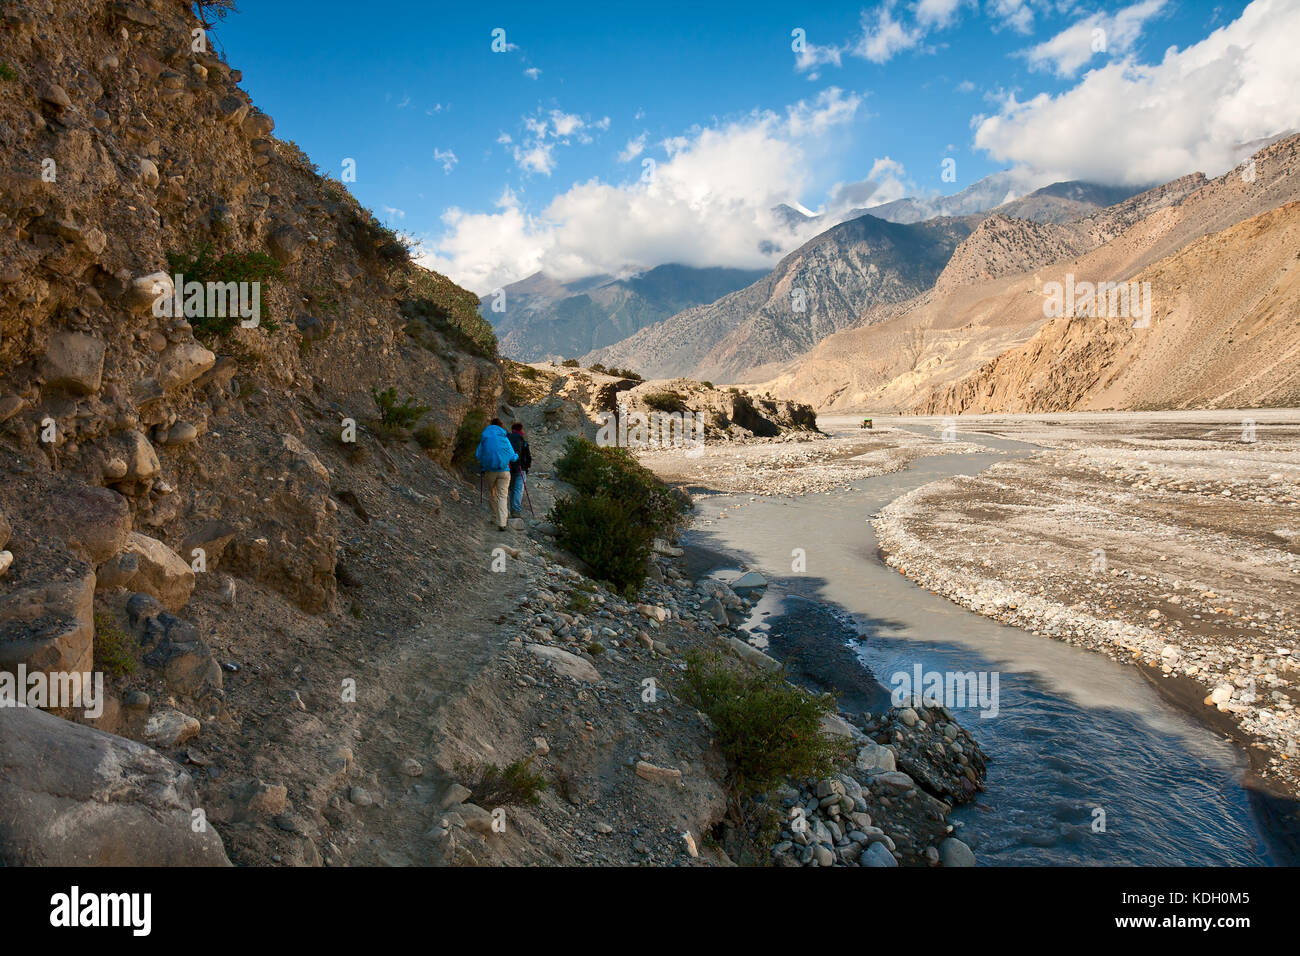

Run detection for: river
[[682, 428, 1287, 865]]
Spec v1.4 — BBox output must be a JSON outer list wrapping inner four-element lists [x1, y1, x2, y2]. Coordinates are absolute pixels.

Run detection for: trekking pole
[[522, 471, 536, 517]]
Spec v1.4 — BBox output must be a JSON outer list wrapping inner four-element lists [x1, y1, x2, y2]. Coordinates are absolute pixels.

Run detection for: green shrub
[[93, 613, 137, 678], [679, 650, 847, 798], [549, 436, 688, 594], [452, 408, 488, 466], [588, 362, 609, 374], [354, 212, 410, 265], [643, 390, 686, 413], [164, 243, 282, 337], [553, 436, 687, 539], [397, 267, 496, 358], [701, 381, 714, 390], [457, 757, 548, 807], [413, 421, 445, 450], [550, 494, 653, 596], [0, 62, 16, 81], [561, 358, 580, 367], [371, 386, 429, 429], [613, 367, 643, 381]]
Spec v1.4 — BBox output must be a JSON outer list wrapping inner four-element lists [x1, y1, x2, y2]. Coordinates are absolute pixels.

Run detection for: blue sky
[[209, 1, 1292, 292]]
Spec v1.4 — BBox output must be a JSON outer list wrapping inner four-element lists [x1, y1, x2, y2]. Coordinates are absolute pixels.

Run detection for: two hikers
[[474, 418, 517, 532], [474, 418, 531, 531], [506, 422, 532, 518]]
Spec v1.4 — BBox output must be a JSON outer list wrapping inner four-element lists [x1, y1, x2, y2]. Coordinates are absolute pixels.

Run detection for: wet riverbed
[[683, 429, 1286, 865]]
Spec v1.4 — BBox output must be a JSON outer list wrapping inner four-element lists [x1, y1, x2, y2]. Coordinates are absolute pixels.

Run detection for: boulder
[[856, 742, 897, 774], [266, 224, 305, 265], [127, 272, 173, 313], [157, 341, 215, 390], [105, 429, 160, 481], [939, 837, 976, 867], [180, 519, 238, 570], [144, 708, 200, 748], [635, 760, 683, 785], [127, 594, 222, 699], [49, 484, 131, 564], [0, 569, 95, 677], [242, 109, 275, 137], [524, 642, 601, 682], [0, 707, 230, 865], [861, 841, 898, 867], [121, 533, 194, 611], [40, 332, 105, 394]]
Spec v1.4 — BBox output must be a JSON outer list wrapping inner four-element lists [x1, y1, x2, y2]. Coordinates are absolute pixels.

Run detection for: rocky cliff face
[[585, 214, 975, 384], [918, 199, 1300, 414], [0, 0, 502, 864], [764, 134, 1300, 413]]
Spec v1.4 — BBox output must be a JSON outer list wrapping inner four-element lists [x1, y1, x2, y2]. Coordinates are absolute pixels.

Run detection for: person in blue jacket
[[475, 418, 518, 531]]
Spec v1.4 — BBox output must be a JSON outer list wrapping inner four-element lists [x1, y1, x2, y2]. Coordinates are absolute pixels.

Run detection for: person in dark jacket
[[475, 418, 518, 531], [507, 422, 532, 518]]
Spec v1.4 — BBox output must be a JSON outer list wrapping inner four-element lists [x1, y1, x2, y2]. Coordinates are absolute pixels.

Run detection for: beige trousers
[[486, 471, 511, 528]]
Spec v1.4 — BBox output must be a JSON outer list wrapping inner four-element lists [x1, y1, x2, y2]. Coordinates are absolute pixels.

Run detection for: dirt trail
[[335, 518, 530, 866]]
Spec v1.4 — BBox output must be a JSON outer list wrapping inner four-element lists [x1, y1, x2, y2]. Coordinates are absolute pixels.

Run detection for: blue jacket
[[475, 424, 518, 472]]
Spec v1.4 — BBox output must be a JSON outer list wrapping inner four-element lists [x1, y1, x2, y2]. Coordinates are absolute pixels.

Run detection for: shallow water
[[685, 430, 1282, 865]]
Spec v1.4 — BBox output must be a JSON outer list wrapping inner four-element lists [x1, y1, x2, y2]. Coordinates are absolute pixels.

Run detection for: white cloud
[[794, 36, 845, 72], [955, 79, 976, 93], [820, 157, 914, 219], [987, 0, 1035, 34], [796, 0, 969, 71], [974, 0, 1300, 185], [916, 0, 967, 28], [433, 148, 458, 174], [384, 206, 405, 220], [523, 67, 541, 79], [1023, 0, 1167, 77], [551, 110, 584, 137], [854, 1, 924, 63], [513, 143, 555, 176], [507, 108, 610, 175], [422, 88, 864, 292], [618, 132, 648, 162]]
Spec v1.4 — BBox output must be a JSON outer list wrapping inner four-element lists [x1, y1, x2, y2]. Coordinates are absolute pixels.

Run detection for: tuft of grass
[[456, 757, 548, 807], [451, 408, 488, 467], [397, 267, 496, 358], [164, 243, 282, 337], [0, 62, 16, 82], [643, 390, 686, 413], [413, 421, 445, 451], [371, 386, 429, 430], [93, 612, 138, 678]]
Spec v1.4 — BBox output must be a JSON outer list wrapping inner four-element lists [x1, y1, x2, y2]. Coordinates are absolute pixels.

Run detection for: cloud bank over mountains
[[422, 0, 1300, 294]]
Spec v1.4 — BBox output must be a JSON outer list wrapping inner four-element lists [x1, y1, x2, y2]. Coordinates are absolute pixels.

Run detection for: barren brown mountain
[[763, 134, 1300, 413]]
